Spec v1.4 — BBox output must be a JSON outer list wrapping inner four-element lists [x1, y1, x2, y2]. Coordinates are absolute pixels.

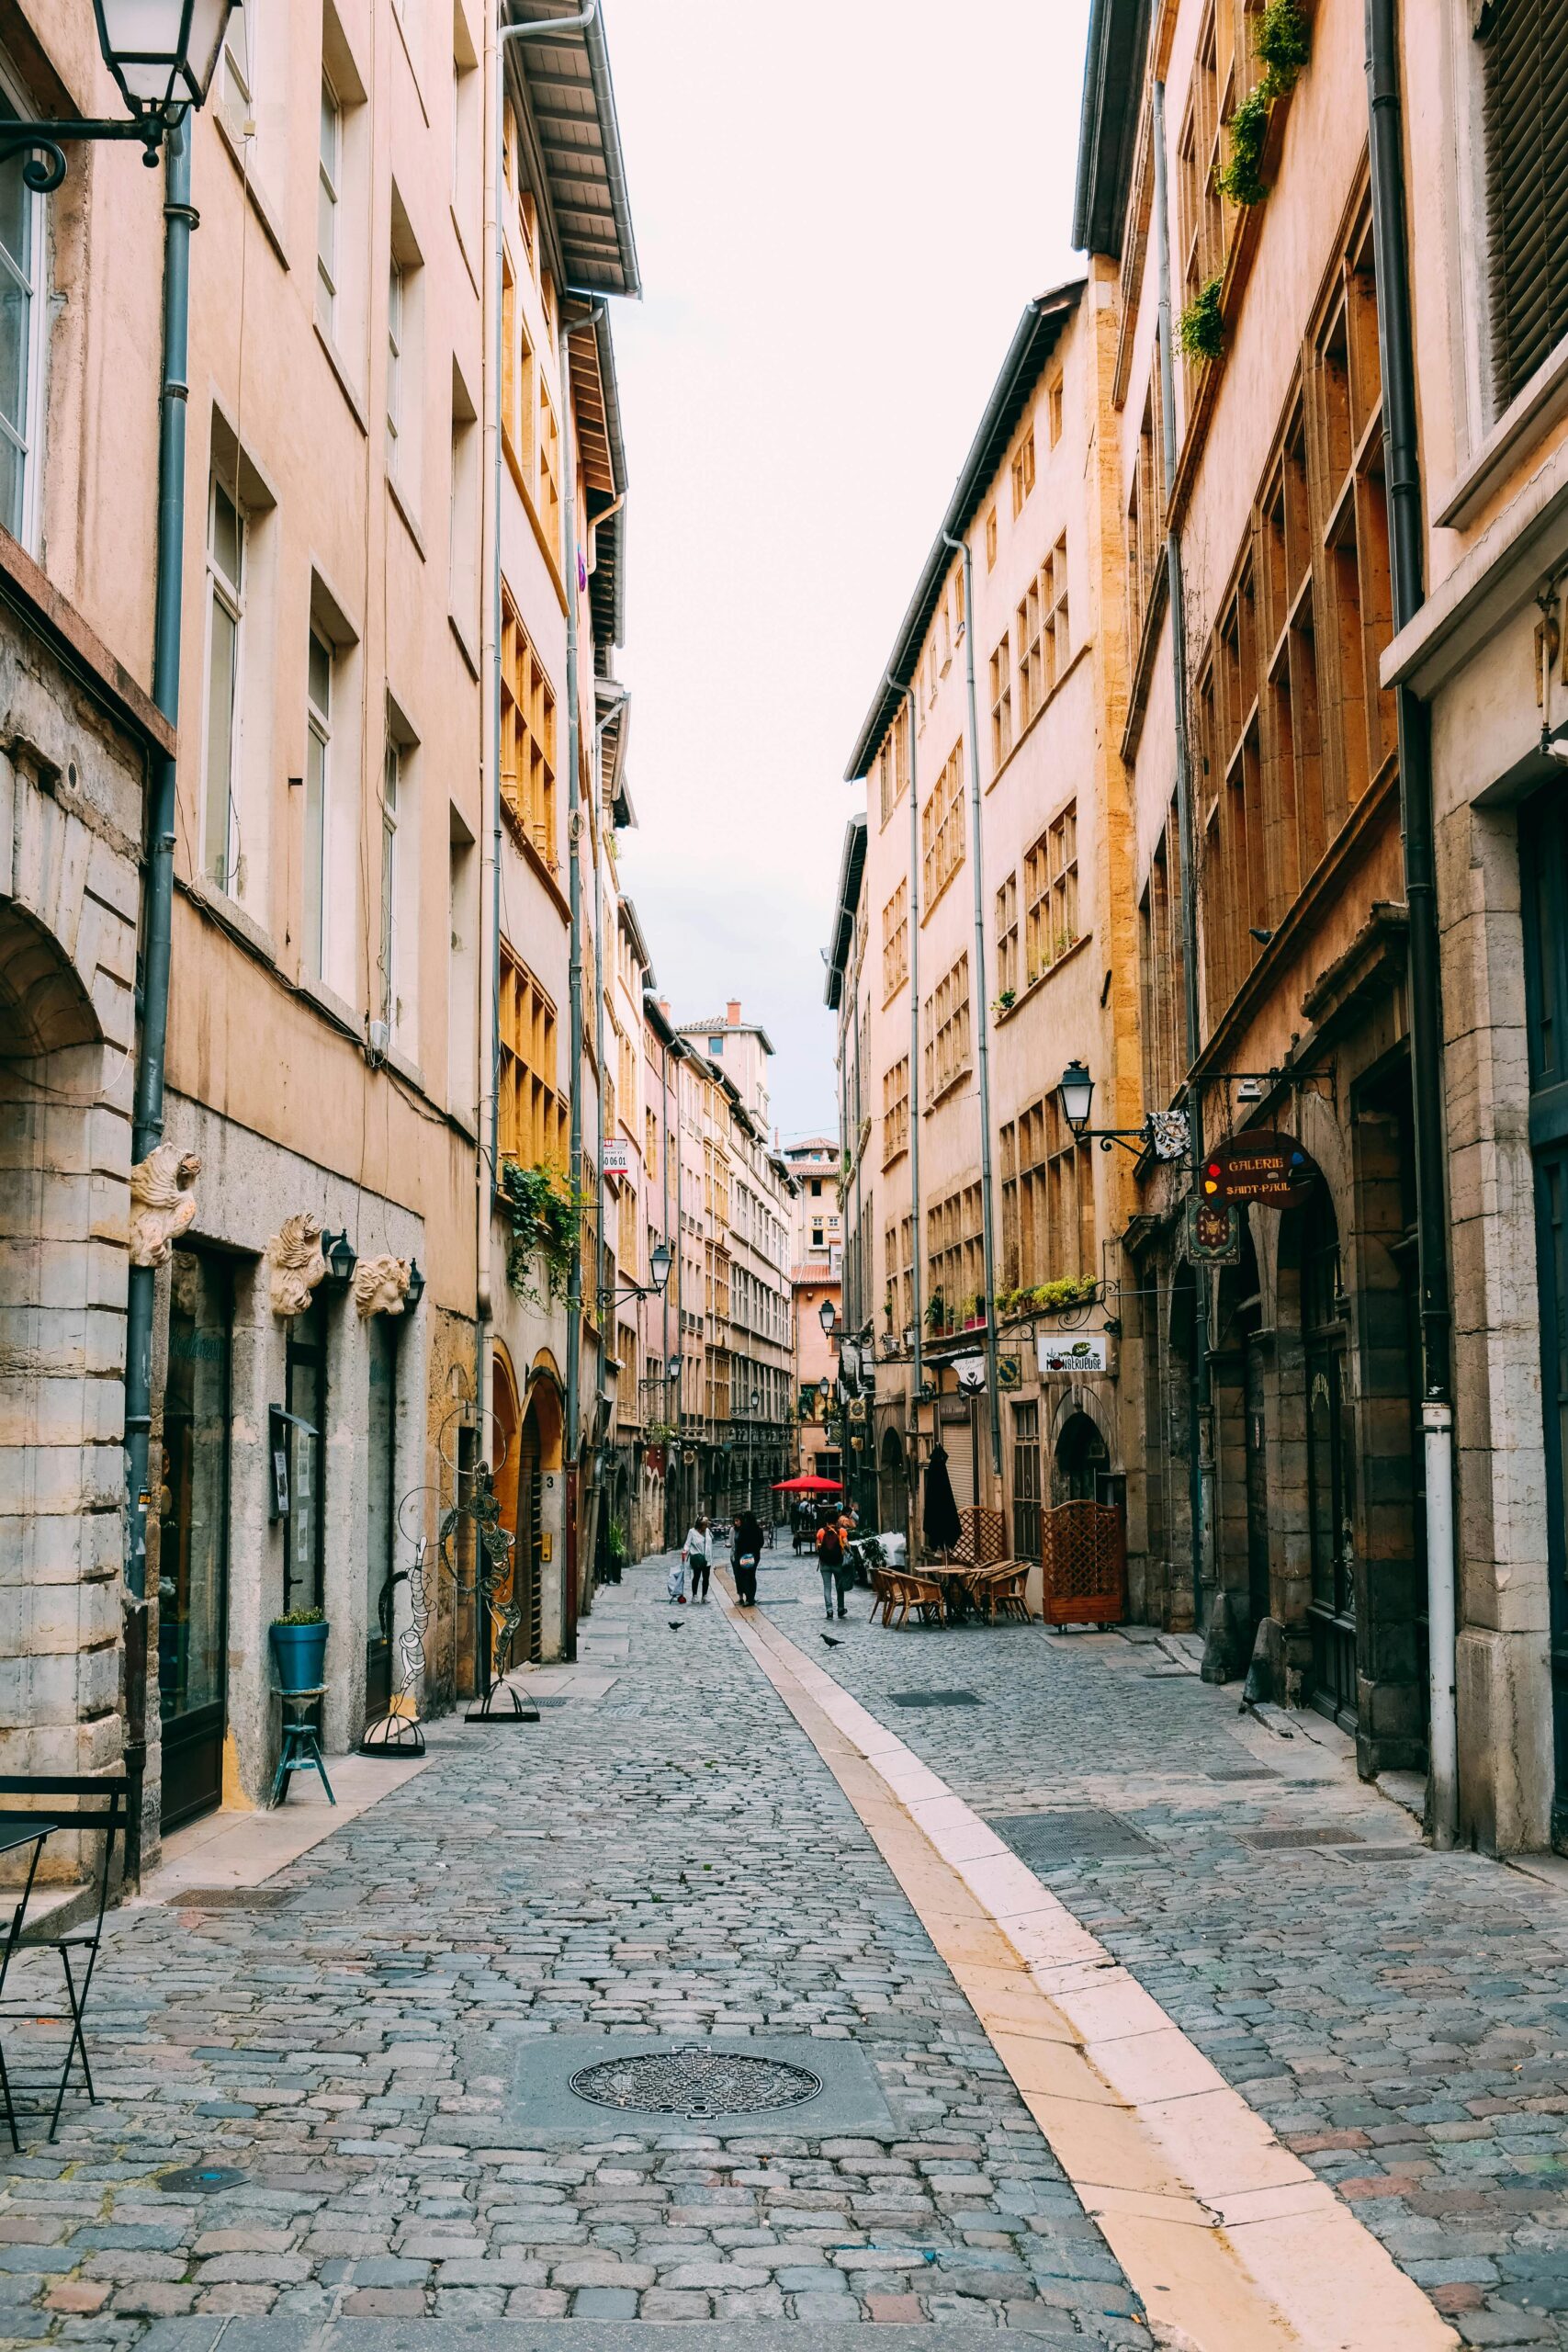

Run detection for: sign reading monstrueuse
[[1201, 1131, 1315, 1207]]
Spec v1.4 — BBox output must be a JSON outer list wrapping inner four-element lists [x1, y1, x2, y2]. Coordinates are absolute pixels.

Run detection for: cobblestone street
[[0, 1552, 1147, 2351], [3, 1544, 1565, 2351], [768, 1550, 1568, 2349]]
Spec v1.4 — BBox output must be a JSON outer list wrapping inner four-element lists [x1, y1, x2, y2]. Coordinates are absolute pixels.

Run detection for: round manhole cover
[[568, 2046, 822, 2118]]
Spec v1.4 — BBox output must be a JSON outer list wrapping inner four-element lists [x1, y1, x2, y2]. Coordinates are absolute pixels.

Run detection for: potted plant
[[270, 1606, 328, 1693]]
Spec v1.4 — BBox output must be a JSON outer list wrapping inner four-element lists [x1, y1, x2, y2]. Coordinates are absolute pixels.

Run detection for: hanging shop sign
[[1038, 1333, 1111, 1376], [603, 1140, 633, 1178], [1201, 1131, 1316, 1208], [997, 1352, 1022, 1390], [1186, 1196, 1242, 1262]]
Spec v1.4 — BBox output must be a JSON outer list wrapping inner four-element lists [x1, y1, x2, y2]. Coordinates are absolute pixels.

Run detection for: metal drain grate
[[569, 2046, 822, 2118], [990, 1807, 1161, 1865], [159, 2165, 247, 2195], [890, 1690, 981, 1709], [1243, 1826, 1360, 1849], [1203, 1764, 1281, 1781], [164, 1887, 292, 1909], [1331, 1844, 1426, 1861]]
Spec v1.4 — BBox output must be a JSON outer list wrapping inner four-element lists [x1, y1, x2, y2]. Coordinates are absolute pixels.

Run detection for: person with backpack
[[732, 1509, 764, 1607], [816, 1513, 850, 1621]]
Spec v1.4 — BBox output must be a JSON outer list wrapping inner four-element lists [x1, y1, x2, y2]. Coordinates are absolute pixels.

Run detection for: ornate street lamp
[[403, 1259, 426, 1311], [1, 0, 239, 189], [818, 1297, 837, 1338], [601, 1237, 673, 1315], [1057, 1058, 1095, 1137], [1055, 1057, 1190, 1162]]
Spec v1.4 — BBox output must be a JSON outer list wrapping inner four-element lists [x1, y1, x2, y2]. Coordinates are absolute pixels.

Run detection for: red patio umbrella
[[772, 1476, 843, 1494]]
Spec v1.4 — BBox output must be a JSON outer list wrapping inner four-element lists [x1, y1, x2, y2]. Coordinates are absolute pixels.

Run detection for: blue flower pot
[[270, 1621, 329, 1693]]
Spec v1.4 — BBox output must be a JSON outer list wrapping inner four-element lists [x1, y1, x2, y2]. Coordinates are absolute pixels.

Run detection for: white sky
[[606, 0, 1093, 1139]]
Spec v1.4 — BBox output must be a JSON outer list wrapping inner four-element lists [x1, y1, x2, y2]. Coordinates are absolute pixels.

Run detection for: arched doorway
[[487, 1349, 522, 1691], [1212, 1224, 1270, 1642], [516, 1372, 563, 1663], [879, 1427, 908, 1540], [1055, 1409, 1110, 1502], [1284, 1180, 1357, 1728]]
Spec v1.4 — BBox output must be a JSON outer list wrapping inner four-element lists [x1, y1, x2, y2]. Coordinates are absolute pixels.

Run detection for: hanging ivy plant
[[1178, 277, 1225, 364], [1255, 0, 1310, 94], [498, 1159, 581, 1307], [1216, 86, 1272, 205]]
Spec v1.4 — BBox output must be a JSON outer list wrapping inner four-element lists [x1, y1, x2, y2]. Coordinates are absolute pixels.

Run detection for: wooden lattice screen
[[1040, 1501, 1126, 1625], [953, 1506, 1008, 1568]]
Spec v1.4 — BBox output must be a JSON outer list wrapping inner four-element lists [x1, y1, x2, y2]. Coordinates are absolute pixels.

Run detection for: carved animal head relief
[[266, 1212, 327, 1317], [354, 1254, 412, 1319], [129, 1142, 202, 1268]]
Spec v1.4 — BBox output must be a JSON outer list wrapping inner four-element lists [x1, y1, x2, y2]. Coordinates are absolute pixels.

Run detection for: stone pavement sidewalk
[[764, 1548, 1568, 2349], [0, 1556, 1149, 2348]]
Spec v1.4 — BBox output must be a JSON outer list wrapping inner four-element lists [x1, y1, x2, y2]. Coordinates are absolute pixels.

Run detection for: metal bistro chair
[[0, 1772, 132, 2143]]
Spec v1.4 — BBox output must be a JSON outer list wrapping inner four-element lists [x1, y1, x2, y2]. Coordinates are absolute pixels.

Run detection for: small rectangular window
[[386, 257, 404, 476], [202, 481, 244, 894], [379, 730, 400, 1028], [304, 628, 333, 978], [317, 72, 342, 330]]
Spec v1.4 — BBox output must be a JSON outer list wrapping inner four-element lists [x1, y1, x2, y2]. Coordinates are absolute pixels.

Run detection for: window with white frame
[[317, 71, 342, 332], [220, 5, 254, 141], [202, 481, 244, 894], [304, 628, 333, 978], [0, 74, 47, 552]]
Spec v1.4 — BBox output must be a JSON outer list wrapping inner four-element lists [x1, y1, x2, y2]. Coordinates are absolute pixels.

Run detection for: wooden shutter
[[1482, 0, 1568, 408]]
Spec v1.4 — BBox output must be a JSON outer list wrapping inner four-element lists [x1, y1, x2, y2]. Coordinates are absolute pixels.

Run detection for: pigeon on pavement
[[668, 1621, 686, 1631], [821, 1634, 843, 1647]]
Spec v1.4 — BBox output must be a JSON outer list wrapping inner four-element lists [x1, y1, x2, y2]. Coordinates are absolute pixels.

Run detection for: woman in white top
[[682, 1516, 711, 1604]]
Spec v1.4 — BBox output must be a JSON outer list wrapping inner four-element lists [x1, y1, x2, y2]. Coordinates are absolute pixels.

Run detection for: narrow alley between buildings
[[2, 1551, 1563, 2350]]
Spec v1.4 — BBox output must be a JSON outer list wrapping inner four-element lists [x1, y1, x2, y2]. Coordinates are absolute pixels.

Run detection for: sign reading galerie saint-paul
[[1201, 1131, 1316, 1208]]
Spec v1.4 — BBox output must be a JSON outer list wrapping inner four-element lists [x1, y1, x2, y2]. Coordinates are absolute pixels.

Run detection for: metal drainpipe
[[488, 0, 596, 1655], [886, 675, 924, 1522], [942, 531, 1003, 1486], [1364, 0, 1458, 1846], [1153, 79, 1211, 1634], [581, 673, 623, 1608], [124, 118, 197, 1615], [660, 1027, 671, 1542], [558, 298, 590, 1656]]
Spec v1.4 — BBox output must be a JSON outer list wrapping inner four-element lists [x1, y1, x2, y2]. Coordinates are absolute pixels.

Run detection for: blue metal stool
[[269, 1688, 335, 1809]]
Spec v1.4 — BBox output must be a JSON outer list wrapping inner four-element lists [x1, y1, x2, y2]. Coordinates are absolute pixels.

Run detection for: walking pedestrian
[[732, 1509, 764, 1607], [816, 1513, 851, 1621], [680, 1515, 710, 1604]]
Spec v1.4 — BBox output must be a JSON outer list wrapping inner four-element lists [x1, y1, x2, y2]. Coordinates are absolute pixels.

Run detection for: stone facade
[[0, 551, 164, 1824]]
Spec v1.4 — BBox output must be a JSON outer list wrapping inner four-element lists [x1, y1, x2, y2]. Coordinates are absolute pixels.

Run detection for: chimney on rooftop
[[727, 1001, 741, 1025], [659, 998, 671, 1020]]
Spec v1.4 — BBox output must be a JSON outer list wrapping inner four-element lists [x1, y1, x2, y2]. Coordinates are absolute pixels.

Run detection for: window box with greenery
[[1178, 277, 1225, 366], [498, 1159, 581, 1308], [270, 1607, 329, 1693], [924, 1290, 947, 1335], [997, 1276, 1100, 1320]]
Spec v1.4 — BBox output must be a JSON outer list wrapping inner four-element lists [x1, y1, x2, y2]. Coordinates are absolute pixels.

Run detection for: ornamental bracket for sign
[[1198, 1063, 1337, 1114]]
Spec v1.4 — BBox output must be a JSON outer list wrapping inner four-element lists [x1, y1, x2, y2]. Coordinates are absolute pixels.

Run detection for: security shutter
[[1481, 0, 1568, 409]]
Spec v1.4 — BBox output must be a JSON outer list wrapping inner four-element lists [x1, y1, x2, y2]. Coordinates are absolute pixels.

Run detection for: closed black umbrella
[[922, 1442, 962, 1556]]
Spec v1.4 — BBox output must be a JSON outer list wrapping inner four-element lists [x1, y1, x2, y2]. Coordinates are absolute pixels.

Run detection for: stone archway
[[0, 902, 127, 1784]]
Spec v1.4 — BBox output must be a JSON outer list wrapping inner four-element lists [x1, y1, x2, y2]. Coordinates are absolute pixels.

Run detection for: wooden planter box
[[1041, 1501, 1126, 1626]]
